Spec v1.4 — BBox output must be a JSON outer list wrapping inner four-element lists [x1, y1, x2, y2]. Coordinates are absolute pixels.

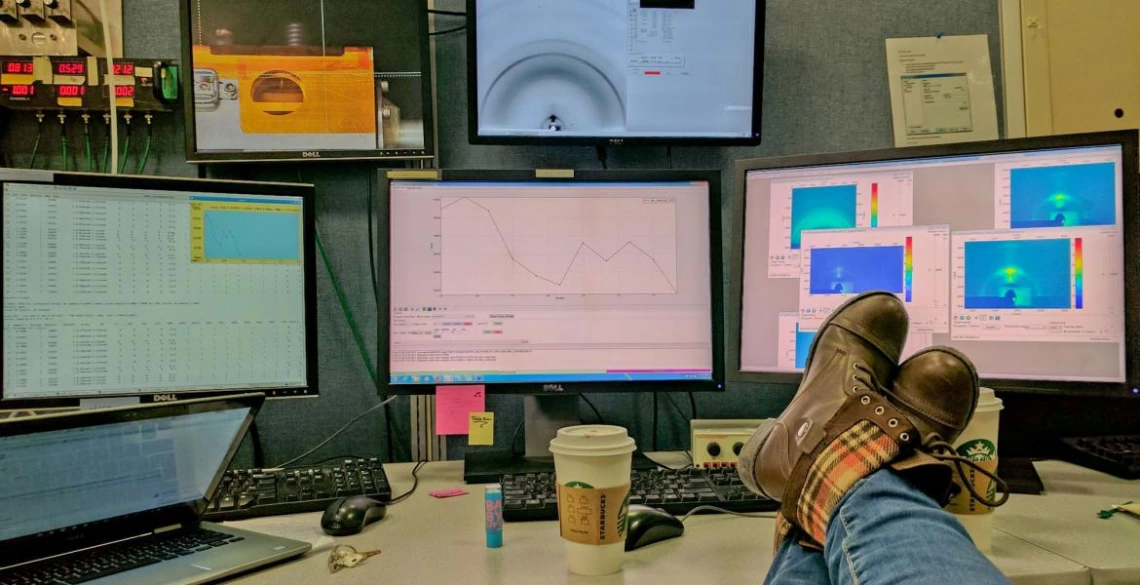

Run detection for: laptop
[[0, 394, 311, 584]]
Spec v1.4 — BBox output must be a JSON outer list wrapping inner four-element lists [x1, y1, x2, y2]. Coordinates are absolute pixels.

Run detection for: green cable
[[28, 130, 41, 169], [101, 128, 110, 173], [315, 229, 378, 384], [136, 130, 152, 175], [59, 123, 69, 171], [118, 129, 130, 174], [84, 123, 94, 172]]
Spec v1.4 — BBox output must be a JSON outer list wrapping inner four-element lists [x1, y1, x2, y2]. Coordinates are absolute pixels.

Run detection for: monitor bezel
[[727, 130, 1140, 397], [465, 0, 766, 147], [178, 0, 436, 164], [382, 168, 726, 395], [0, 171, 320, 408]]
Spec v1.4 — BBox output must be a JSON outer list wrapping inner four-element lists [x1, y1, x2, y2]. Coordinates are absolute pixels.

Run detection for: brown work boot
[[738, 291, 910, 502], [886, 347, 1009, 507]]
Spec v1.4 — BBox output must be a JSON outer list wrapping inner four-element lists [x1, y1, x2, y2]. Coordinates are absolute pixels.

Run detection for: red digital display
[[4, 61, 34, 74], [112, 63, 135, 76], [56, 62, 85, 75], [56, 85, 85, 97], [10, 84, 34, 96], [114, 85, 135, 97]]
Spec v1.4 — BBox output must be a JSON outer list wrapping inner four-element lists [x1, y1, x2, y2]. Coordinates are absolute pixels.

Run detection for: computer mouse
[[321, 495, 387, 536], [625, 504, 684, 551]]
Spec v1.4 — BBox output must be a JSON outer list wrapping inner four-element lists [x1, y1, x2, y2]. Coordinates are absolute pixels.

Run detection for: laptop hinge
[[154, 524, 181, 535]]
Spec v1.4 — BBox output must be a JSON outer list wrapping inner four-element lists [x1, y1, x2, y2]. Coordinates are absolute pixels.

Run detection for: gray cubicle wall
[[0, 0, 1004, 464]]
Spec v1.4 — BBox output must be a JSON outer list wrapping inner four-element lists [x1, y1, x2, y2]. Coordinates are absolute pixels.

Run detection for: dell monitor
[[728, 131, 1140, 396], [180, 0, 434, 163], [386, 169, 724, 480], [467, 0, 764, 146], [1, 171, 318, 409]]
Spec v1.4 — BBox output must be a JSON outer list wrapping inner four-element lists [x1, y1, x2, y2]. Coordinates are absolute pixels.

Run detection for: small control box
[[690, 419, 768, 469]]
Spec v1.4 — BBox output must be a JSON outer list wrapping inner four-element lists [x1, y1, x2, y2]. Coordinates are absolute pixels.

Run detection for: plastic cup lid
[[976, 387, 1004, 412], [548, 425, 636, 457]]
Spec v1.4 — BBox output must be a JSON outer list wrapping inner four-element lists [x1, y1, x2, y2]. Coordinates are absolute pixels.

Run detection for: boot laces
[[925, 437, 1010, 508], [851, 362, 887, 394]]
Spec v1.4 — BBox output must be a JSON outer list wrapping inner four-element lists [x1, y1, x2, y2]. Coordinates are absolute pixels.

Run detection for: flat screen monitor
[[180, 0, 434, 163], [467, 0, 764, 146], [386, 170, 724, 394], [728, 131, 1140, 396], [1, 172, 319, 407]]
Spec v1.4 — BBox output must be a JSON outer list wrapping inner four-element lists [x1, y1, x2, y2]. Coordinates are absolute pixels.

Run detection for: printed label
[[556, 483, 631, 546], [946, 439, 998, 515]]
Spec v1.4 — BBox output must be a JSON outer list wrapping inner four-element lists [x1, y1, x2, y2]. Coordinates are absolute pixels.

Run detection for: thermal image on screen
[[789, 185, 857, 249], [1009, 163, 1116, 229], [807, 245, 905, 295], [963, 239, 1072, 309]]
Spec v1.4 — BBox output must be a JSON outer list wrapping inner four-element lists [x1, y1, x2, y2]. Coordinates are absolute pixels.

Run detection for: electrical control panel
[[0, 0, 122, 57], [690, 419, 768, 469], [0, 55, 178, 111]]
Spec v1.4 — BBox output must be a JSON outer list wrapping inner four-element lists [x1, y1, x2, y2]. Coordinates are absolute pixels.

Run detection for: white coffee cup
[[548, 425, 636, 576], [945, 387, 1003, 551]]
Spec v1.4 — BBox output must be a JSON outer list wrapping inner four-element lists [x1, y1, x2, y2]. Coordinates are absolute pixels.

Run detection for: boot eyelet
[[874, 406, 885, 415], [900, 432, 910, 442], [852, 386, 859, 392], [888, 418, 898, 428], [860, 396, 871, 405]]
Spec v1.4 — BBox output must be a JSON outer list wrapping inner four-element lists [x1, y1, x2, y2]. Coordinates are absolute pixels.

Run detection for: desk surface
[[996, 461, 1140, 585], [225, 455, 1136, 585]]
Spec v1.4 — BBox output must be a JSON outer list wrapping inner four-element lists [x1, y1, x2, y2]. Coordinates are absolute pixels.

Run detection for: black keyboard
[[1059, 435, 1140, 479], [501, 466, 778, 522], [0, 528, 241, 585], [204, 458, 392, 522]]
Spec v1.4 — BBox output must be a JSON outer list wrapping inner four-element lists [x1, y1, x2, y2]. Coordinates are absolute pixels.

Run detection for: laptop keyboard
[[0, 528, 243, 585]]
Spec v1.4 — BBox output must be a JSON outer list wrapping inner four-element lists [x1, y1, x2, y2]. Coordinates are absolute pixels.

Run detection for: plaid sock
[[795, 420, 901, 545]]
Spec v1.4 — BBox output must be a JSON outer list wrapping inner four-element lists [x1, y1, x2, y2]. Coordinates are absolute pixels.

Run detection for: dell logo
[[152, 394, 179, 402], [608, 139, 624, 146], [542, 384, 565, 392], [301, 151, 322, 158]]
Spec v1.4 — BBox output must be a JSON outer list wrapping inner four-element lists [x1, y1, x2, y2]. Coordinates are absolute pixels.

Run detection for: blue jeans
[[764, 469, 1011, 585]]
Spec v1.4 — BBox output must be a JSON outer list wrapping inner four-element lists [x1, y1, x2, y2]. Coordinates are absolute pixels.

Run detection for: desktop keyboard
[[500, 466, 777, 522], [204, 458, 392, 522], [0, 528, 242, 585], [1059, 435, 1140, 479]]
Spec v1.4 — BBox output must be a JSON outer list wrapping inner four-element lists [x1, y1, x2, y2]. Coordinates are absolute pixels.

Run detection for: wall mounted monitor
[[385, 169, 725, 395], [180, 0, 434, 163], [1, 171, 319, 408], [728, 131, 1140, 396], [467, 0, 764, 146]]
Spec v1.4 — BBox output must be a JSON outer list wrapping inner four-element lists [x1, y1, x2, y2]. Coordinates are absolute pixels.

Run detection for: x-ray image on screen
[[1009, 163, 1116, 228], [963, 239, 1072, 309], [472, 0, 761, 142]]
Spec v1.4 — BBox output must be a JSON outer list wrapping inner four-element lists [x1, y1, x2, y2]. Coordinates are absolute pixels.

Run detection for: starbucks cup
[[548, 425, 636, 576], [945, 387, 1003, 551]]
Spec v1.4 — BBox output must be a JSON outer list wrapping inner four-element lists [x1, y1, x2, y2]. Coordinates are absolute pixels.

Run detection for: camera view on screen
[[473, 0, 760, 141]]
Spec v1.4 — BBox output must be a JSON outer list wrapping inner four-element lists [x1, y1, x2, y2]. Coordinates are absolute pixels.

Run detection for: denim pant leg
[[824, 469, 1011, 585], [765, 536, 831, 585]]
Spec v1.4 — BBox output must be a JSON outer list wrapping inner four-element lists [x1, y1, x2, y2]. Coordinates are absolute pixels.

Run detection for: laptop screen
[[0, 408, 249, 541]]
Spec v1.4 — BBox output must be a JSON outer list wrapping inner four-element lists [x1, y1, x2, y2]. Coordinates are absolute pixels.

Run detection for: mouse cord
[[275, 395, 399, 469], [679, 506, 777, 523], [388, 460, 429, 505]]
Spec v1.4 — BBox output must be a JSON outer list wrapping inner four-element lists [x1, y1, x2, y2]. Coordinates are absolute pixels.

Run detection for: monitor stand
[[463, 394, 657, 484]]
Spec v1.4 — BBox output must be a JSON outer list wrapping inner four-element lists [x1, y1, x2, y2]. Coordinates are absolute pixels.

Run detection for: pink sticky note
[[435, 385, 485, 435], [429, 488, 469, 499]]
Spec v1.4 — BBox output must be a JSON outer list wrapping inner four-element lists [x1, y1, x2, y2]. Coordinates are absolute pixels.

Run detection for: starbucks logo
[[956, 439, 996, 462], [617, 492, 630, 538]]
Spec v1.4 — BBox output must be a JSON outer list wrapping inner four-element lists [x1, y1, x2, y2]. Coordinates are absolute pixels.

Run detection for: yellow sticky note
[[468, 412, 494, 446]]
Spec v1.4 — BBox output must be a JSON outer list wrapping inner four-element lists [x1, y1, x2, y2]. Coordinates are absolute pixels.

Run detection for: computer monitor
[[1, 172, 318, 408], [386, 170, 723, 479], [180, 0, 434, 163], [467, 0, 764, 146], [728, 131, 1140, 396]]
